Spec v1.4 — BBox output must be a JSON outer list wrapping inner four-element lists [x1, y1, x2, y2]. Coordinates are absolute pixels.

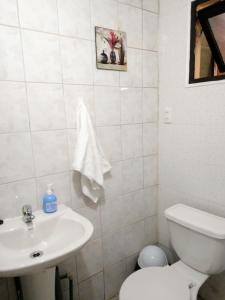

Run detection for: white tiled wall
[[158, 0, 225, 247], [0, 0, 158, 299]]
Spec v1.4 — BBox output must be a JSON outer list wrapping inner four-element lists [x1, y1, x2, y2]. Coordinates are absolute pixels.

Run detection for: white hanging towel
[[72, 100, 111, 203]]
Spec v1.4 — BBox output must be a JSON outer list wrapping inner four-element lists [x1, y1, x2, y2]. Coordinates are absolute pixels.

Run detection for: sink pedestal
[[21, 267, 55, 300]]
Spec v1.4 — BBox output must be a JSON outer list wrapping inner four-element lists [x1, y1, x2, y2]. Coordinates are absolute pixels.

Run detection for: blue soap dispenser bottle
[[43, 183, 57, 213]]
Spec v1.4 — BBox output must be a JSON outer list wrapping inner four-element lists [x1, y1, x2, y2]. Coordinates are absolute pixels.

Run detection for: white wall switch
[[164, 107, 172, 124]]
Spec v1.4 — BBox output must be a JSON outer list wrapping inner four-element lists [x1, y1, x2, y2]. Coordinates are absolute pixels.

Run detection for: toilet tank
[[165, 204, 225, 275]]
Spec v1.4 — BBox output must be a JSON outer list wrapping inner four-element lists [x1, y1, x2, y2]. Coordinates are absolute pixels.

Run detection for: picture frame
[[95, 26, 127, 72]]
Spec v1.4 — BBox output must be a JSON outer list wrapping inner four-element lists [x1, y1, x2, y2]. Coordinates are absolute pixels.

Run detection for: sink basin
[[0, 205, 93, 277]]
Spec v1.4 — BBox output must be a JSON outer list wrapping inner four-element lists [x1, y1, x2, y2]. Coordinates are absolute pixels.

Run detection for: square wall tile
[[104, 260, 127, 300], [79, 272, 104, 300], [101, 196, 125, 234], [18, 0, 58, 33], [0, 179, 37, 218], [143, 0, 159, 13], [0, 82, 29, 133], [121, 88, 142, 124], [76, 238, 103, 282], [143, 186, 157, 216], [32, 130, 69, 176], [0, 26, 24, 81], [102, 230, 125, 266], [144, 155, 158, 187], [143, 11, 158, 51], [97, 126, 122, 162], [104, 161, 122, 199], [144, 215, 158, 244], [95, 86, 120, 126], [58, 0, 91, 39], [93, 65, 119, 87], [122, 190, 146, 225], [22, 30, 61, 82], [143, 88, 158, 123], [77, 205, 101, 240], [67, 129, 78, 168], [0, 133, 34, 184], [122, 157, 143, 194], [64, 84, 94, 129], [36, 172, 71, 208], [123, 220, 146, 256], [91, 0, 118, 31], [126, 253, 139, 276], [143, 123, 158, 155], [14, 179, 37, 216], [120, 48, 142, 87], [61, 37, 93, 84], [143, 50, 158, 87], [0, 0, 18, 26], [118, 4, 142, 49], [27, 83, 66, 131], [122, 124, 142, 159]]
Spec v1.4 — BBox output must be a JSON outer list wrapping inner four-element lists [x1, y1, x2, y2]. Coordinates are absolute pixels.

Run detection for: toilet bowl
[[120, 204, 225, 300], [120, 260, 208, 300]]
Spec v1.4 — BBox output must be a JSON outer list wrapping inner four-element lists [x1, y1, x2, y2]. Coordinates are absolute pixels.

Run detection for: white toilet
[[120, 204, 225, 300]]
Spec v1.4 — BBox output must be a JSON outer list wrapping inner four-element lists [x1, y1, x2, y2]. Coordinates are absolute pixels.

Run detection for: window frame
[[189, 0, 225, 84]]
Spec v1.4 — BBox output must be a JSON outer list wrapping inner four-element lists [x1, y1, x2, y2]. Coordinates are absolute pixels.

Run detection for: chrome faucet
[[22, 205, 35, 224]]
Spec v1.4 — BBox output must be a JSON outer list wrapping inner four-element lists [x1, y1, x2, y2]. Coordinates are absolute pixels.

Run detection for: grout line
[[0, 22, 94, 41], [101, 214, 157, 244], [142, 8, 159, 15], [55, 0, 72, 203], [117, 0, 159, 15], [77, 270, 104, 285], [15, 0, 38, 207], [0, 78, 158, 88], [0, 170, 72, 186], [0, 152, 159, 186], [0, 22, 158, 53], [141, 0, 145, 191]]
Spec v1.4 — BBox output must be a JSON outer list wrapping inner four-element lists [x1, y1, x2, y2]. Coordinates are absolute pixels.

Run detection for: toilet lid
[[119, 266, 191, 300]]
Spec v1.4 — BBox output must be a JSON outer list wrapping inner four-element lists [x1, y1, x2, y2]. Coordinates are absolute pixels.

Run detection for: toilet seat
[[119, 266, 191, 300]]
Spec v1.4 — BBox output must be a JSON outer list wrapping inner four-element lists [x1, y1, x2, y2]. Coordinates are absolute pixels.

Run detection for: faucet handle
[[22, 205, 35, 223], [22, 204, 32, 215]]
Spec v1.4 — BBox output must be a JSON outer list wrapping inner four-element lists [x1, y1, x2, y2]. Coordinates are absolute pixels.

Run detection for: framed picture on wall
[[95, 26, 127, 71]]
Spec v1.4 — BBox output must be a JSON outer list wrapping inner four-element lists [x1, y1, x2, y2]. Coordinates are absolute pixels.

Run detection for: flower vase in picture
[[95, 26, 127, 71], [118, 37, 125, 65], [100, 50, 108, 64], [110, 50, 116, 64]]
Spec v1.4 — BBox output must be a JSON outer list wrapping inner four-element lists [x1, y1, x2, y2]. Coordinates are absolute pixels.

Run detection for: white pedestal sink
[[0, 205, 93, 300], [21, 267, 56, 300]]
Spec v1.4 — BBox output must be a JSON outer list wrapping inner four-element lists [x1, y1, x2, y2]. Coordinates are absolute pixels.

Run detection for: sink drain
[[30, 250, 43, 258]]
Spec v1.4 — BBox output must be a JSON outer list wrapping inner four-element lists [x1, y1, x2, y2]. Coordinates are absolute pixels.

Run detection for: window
[[189, 0, 225, 83]]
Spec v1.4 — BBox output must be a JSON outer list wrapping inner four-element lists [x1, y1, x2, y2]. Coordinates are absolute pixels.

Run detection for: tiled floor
[[198, 272, 225, 300]]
